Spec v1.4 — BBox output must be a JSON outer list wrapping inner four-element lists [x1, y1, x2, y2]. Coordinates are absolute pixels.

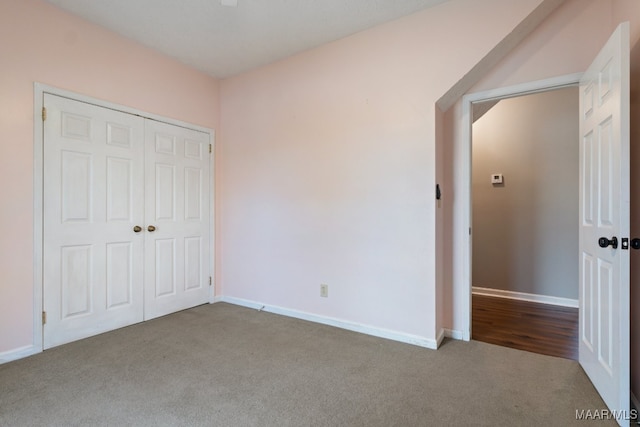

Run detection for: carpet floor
[[0, 303, 614, 426]]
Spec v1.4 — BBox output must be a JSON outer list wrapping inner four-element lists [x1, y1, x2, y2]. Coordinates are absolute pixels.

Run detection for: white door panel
[[144, 120, 210, 319], [43, 94, 145, 349], [579, 22, 630, 425]]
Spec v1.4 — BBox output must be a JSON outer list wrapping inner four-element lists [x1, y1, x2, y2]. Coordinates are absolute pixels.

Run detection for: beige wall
[[0, 0, 219, 354], [472, 87, 578, 299]]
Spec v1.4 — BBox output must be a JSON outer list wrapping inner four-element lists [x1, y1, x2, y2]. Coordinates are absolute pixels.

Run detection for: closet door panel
[[43, 94, 145, 349], [144, 120, 210, 319]]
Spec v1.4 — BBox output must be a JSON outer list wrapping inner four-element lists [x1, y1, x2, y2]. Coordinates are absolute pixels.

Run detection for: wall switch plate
[[491, 173, 503, 184], [320, 284, 328, 298]]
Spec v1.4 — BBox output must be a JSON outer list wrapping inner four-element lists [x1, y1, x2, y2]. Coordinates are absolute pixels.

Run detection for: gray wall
[[472, 87, 578, 299]]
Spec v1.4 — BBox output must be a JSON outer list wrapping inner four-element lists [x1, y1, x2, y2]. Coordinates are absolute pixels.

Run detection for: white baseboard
[[472, 286, 579, 308], [444, 328, 465, 340], [435, 328, 445, 348], [220, 296, 440, 350], [0, 345, 40, 365]]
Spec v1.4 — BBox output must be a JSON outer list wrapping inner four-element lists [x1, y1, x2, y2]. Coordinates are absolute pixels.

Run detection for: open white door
[[579, 22, 630, 425]]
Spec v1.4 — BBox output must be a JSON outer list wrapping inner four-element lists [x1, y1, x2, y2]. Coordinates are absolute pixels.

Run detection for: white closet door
[[144, 119, 210, 320], [43, 94, 145, 349]]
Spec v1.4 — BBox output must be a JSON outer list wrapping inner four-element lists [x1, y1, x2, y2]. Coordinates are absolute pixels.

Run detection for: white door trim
[[33, 83, 215, 353], [456, 73, 582, 341]]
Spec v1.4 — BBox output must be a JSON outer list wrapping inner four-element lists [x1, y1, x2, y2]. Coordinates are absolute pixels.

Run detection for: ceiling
[[45, 0, 450, 79]]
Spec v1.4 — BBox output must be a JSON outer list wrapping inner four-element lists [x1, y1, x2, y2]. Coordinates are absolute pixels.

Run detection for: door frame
[[456, 73, 582, 340], [33, 83, 216, 352]]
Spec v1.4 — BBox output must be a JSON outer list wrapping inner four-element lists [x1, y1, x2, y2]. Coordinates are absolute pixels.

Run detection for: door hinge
[[209, 277, 212, 286], [42, 311, 47, 325], [42, 107, 47, 121], [209, 144, 212, 153]]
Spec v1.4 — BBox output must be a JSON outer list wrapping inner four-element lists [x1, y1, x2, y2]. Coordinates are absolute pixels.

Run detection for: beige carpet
[[0, 303, 614, 426]]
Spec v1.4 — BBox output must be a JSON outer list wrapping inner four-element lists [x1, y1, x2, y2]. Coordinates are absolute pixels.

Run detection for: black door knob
[[598, 236, 618, 249], [631, 238, 640, 250]]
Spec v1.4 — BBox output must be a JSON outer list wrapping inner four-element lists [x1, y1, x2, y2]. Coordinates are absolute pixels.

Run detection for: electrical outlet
[[320, 284, 328, 298]]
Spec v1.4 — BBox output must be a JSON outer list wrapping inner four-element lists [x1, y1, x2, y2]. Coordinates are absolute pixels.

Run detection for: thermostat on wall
[[491, 173, 503, 184]]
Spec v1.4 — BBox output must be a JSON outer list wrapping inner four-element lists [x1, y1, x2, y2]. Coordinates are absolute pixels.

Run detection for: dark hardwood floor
[[472, 294, 578, 360]]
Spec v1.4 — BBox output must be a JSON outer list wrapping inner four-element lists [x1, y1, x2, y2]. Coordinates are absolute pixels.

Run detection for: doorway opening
[[455, 24, 632, 416], [467, 82, 580, 359]]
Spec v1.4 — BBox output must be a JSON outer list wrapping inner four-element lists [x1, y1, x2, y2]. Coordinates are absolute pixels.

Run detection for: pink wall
[[219, 0, 549, 344], [0, 0, 219, 354], [471, 0, 612, 92]]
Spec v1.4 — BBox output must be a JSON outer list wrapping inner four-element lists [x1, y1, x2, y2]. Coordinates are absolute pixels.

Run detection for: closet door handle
[[147, 225, 156, 232], [133, 225, 142, 233]]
